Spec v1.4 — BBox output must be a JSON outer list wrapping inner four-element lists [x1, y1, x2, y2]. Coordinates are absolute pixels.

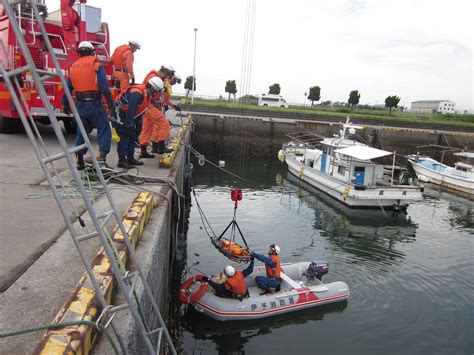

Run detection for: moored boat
[[278, 118, 423, 209], [408, 152, 474, 195], [181, 261, 350, 321]]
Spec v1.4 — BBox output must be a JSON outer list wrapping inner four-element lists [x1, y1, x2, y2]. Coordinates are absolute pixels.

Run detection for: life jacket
[[116, 84, 149, 119], [142, 70, 164, 85], [224, 271, 247, 296], [111, 44, 132, 70], [69, 56, 100, 92], [265, 255, 281, 279]]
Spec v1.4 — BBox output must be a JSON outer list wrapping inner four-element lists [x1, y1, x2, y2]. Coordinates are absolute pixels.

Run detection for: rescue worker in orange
[[252, 244, 282, 295], [114, 77, 164, 169], [138, 66, 174, 157], [204, 257, 254, 300], [110, 40, 141, 92], [62, 41, 114, 169], [150, 65, 179, 154], [60, 0, 82, 50]]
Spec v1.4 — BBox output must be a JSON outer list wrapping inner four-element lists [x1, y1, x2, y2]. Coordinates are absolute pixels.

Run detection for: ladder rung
[[108, 303, 130, 314], [37, 69, 60, 82], [37, 69, 61, 77], [146, 328, 163, 337], [76, 231, 98, 242], [98, 210, 114, 227], [42, 143, 87, 163], [5, 65, 30, 78]]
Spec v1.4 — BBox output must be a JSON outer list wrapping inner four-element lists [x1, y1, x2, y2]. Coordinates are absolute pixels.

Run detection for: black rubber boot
[[76, 154, 85, 170], [275, 284, 281, 292], [117, 156, 131, 169], [259, 288, 271, 296], [158, 140, 173, 154], [151, 141, 160, 153], [127, 156, 144, 166], [98, 151, 107, 163], [140, 145, 155, 158]]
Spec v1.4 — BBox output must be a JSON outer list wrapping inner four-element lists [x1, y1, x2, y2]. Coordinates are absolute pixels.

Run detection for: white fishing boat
[[407, 152, 474, 195], [278, 118, 423, 209]]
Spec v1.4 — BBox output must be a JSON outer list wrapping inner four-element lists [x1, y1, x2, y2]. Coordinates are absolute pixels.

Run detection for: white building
[[411, 100, 456, 114]]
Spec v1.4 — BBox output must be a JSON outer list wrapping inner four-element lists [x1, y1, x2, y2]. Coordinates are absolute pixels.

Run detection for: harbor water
[[177, 157, 473, 355]]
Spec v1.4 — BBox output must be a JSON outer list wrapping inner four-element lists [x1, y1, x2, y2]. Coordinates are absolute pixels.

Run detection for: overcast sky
[[49, 0, 473, 110]]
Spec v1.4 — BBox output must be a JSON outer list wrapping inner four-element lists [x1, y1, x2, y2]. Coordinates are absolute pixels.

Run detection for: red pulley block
[[231, 189, 243, 202], [231, 188, 243, 209]]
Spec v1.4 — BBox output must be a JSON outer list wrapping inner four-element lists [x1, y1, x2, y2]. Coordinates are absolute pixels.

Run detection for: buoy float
[[180, 275, 208, 304]]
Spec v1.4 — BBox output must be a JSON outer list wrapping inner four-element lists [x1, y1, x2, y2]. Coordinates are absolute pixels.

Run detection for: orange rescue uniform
[[140, 70, 170, 144], [69, 56, 100, 92], [139, 91, 168, 145], [224, 271, 248, 296], [111, 44, 135, 92], [265, 255, 282, 279]]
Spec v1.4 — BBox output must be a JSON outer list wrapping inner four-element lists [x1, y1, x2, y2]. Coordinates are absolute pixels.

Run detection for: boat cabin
[[298, 142, 394, 187]]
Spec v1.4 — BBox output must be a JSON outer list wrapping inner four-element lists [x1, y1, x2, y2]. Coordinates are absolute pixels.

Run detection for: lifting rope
[[193, 187, 252, 263]]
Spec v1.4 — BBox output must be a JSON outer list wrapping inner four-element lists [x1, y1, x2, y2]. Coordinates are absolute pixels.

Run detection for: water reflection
[[421, 185, 474, 231], [277, 172, 418, 265], [182, 302, 347, 354]]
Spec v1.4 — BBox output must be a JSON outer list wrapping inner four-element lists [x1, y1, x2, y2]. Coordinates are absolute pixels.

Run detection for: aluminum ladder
[[0, 1, 176, 354]]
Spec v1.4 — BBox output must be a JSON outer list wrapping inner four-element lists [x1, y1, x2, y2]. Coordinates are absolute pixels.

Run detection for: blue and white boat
[[408, 152, 474, 195], [278, 118, 423, 209]]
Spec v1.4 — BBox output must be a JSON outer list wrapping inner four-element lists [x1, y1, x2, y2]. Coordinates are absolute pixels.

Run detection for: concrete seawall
[[192, 113, 474, 165]]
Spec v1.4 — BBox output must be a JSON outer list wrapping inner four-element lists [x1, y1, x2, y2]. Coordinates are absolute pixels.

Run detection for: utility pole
[[192, 28, 198, 105]]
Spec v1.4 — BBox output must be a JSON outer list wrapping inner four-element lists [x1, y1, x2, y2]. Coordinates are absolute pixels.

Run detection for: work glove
[[173, 105, 181, 112], [62, 104, 71, 115], [201, 276, 209, 283], [130, 78, 135, 86], [163, 105, 169, 112]]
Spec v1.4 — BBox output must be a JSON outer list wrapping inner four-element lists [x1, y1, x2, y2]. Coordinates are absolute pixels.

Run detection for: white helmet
[[129, 40, 141, 49], [223, 265, 236, 277], [147, 77, 164, 92], [270, 244, 280, 255], [161, 64, 175, 74], [78, 41, 94, 51]]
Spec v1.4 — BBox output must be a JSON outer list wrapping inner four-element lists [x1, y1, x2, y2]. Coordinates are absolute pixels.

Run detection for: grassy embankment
[[176, 96, 474, 129]]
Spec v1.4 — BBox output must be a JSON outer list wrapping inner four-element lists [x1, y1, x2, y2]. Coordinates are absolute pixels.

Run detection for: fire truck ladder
[[0, 1, 176, 354]]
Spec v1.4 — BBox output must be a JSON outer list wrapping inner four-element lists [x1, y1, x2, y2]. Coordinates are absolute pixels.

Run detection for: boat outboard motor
[[306, 261, 329, 281]]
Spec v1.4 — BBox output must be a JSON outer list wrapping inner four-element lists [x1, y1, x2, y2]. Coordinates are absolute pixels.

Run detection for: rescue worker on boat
[[62, 41, 114, 170], [114, 77, 164, 169], [252, 244, 282, 295], [110, 40, 141, 92], [203, 257, 254, 300], [139, 65, 175, 156]]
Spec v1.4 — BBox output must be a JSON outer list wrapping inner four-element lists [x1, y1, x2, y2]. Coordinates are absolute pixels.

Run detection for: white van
[[258, 94, 289, 108]]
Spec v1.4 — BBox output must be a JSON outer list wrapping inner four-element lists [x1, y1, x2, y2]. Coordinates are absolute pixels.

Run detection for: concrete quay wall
[[192, 114, 474, 164]]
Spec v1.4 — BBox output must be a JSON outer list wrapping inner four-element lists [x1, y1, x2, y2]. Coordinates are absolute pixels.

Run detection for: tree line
[[186, 77, 402, 115]]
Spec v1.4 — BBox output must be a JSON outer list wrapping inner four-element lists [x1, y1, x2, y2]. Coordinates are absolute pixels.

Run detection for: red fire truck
[[0, 0, 117, 133]]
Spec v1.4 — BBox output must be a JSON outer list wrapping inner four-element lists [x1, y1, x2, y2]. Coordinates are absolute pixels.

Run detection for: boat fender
[[179, 275, 208, 304], [342, 186, 350, 200], [278, 150, 285, 162], [299, 166, 304, 177]]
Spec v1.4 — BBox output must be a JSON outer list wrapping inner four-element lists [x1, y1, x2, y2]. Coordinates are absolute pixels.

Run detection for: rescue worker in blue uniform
[[62, 41, 114, 169], [114, 77, 164, 169], [252, 244, 282, 295]]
